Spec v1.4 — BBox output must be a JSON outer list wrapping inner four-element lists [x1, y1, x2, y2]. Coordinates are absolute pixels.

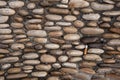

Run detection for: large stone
[[46, 14, 62, 21], [9, 1, 24, 8], [67, 50, 83, 56], [0, 16, 9, 23], [0, 57, 19, 63], [0, 1, 7, 7], [22, 53, 39, 59], [83, 13, 100, 20], [0, 29, 11, 34], [31, 72, 47, 77], [7, 74, 28, 79], [0, 8, 15, 15], [107, 39, 120, 46], [45, 43, 60, 49], [88, 48, 104, 54], [64, 34, 80, 41]]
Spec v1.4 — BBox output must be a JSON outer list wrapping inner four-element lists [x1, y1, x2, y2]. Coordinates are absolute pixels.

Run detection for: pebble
[[97, 68, 112, 74], [34, 38, 47, 43], [0, 57, 19, 63], [60, 68, 78, 74], [110, 28, 120, 34], [81, 37, 99, 43], [0, 49, 9, 54], [27, 3, 36, 9], [7, 74, 27, 79], [56, 22, 71, 26], [2, 64, 11, 70], [67, 50, 83, 56], [64, 34, 80, 41], [58, 56, 68, 62], [11, 43, 25, 50], [0, 29, 11, 34], [27, 19, 41, 23], [8, 68, 21, 73], [35, 64, 51, 71], [45, 43, 59, 49], [49, 8, 69, 14], [103, 33, 120, 38], [107, 39, 120, 46], [103, 11, 120, 16], [52, 63, 61, 69], [69, 0, 89, 8], [47, 76, 59, 80], [88, 48, 104, 54], [83, 13, 100, 20], [11, 23, 24, 28], [32, 8, 44, 14], [22, 53, 39, 59], [79, 68, 95, 75], [46, 14, 62, 21], [27, 30, 47, 37], [62, 62, 77, 68], [0, 16, 9, 23], [0, 1, 7, 7], [64, 15, 76, 21], [69, 57, 82, 62], [81, 28, 104, 35], [26, 24, 42, 30], [31, 72, 47, 77], [73, 20, 84, 28], [0, 8, 15, 15], [91, 2, 114, 10], [40, 54, 56, 63], [23, 60, 40, 65], [48, 31, 63, 37], [83, 54, 102, 61], [9, 1, 24, 8], [63, 27, 77, 33]]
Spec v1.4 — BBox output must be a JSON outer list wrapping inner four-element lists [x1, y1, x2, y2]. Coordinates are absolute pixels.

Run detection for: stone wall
[[0, 0, 120, 80]]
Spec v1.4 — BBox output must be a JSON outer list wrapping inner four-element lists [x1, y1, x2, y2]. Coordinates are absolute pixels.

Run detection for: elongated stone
[[46, 14, 62, 21], [103, 33, 120, 38], [88, 48, 104, 54], [0, 16, 9, 23], [27, 30, 47, 37], [56, 22, 71, 26], [11, 43, 25, 50], [0, 57, 19, 63], [8, 68, 21, 73], [9, 1, 24, 8], [0, 29, 11, 34], [34, 38, 47, 43], [63, 27, 77, 33], [0, 49, 9, 54], [64, 15, 76, 21], [103, 11, 120, 16], [83, 13, 100, 20], [67, 50, 83, 56], [81, 37, 99, 43], [45, 43, 59, 49], [91, 2, 114, 10], [47, 77, 59, 80], [48, 31, 63, 37], [107, 39, 120, 46], [69, 0, 89, 8], [110, 28, 120, 34], [60, 68, 78, 74], [7, 74, 28, 79], [0, 1, 7, 7], [23, 60, 40, 65], [58, 56, 68, 62], [62, 62, 77, 68], [31, 72, 47, 77], [22, 53, 39, 59], [49, 8, 69, 14], [27, 19, 41, 23], [32, 8, 44, 14], [35, 64, 51, 71], [64, 34, 80, 41], [0, 8, 15, 15], [81, 28, 104, 35]]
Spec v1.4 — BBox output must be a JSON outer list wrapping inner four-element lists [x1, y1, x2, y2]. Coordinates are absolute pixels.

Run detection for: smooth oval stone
[[41, 54, 56, 63], [110, 28, 120, 34], [67, 50, 83, 56], [56, 22, 71, 26], [80, 61, 96, 67], [58, 56, 68, 62], [8, 68, 21, 73], [11, 43, 25, 50], [0, 8, 15, 15], [27, 30, 47, 37], [0, 57, 19, 63], [81, 37, 99, 43], [83, 13, 100, 20], [11, 23, 23, 28], [84, 54, 102, 61], [23, 60, 40, 65], [88, 48, 104, 54], [31, 72, 47, 77], [52, 63, 61, 69], [114, 22, 120, 28], [103, 33, 120, 38], [47, 76, 59, 80], [64, 34, 80, 40], [80, 68, 95, 75], [60, 68, 78, 74], [9, 1, 24, 8], [34, 38, 47, 43], [0, 24, 9, 28], [0, 16, 9, 23], [64, 15, 76, 21], [2, 64, 11, 70], [0, 49, 9, 54], [32, 8, 44, 14], [35, 64, 51, 71], [45, 26, 61, 31], [63, 27, 77, 33], [69, 0, 89, 8], [103, 11, 120, 16], [7, 74, 28, 79], [91, 2, 114, 11], [107, 39, 120, 46], [49, 8, 69, 14], [0, 29, 11, 34], [27, 19, 41, 23], [73, 20, 84, 28], [27, 3, 36, 9], [48, 31, 63, 37], [97, 68, 112, 74], [62, 62, 77, 68], [45, 43, 59, 49], [81, 28, 104, 35], [22, 53, 39, 59], [46, 14, 62, 21], [69, 57, 82, 62], [0, 1, 7, 7]]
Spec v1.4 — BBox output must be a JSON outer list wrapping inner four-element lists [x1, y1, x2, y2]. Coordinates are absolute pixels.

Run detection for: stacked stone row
[[0, 0, 120, 80]]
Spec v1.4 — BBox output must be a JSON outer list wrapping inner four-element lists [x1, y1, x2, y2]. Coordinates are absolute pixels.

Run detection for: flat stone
[[0, 24, 9, 28], [8, 68, 21, 73], [32, 8, 44, 14], [0, 1, 7, 7], [64, 15, 76, 21], [91, 2, 114, 10], [27, 3, 36, 9], [23, 60, 40, 65], [62, 62, 77, 68], [0, 29, 11, 34], [88, 48, 104, 54], [56, 22, 71, 26], [48, 31, 63, 37], [27, 30, 47, 37], [60, 68, 78, 74], [31, 72, 47, 77], [0, 57, 19, 63], [81, 37, 99, 43], [103, 33, 120, 38], [7, 74, 28, 79], [73, 20, 84, 28], [0, 49, 9, 54], [83, 13, 100, 20], [63, 27, 77, 33], [45, 43, 59, 49], [83, 54, 102, 61], [26, 24, 42, 30], [69, 0, 89, 8], [22, 53, 39, 59], [0, 8, 15, 15], [9, 1, 24, 8], [97, 68, 112, 74], [47, 76, 59, 80], [107, 39, 120, 46], [64, 34, 80, 41], [69, 57, 82, 62], [67, 50, 83, 56], [103, 11, 120, 16], [34, 38, 47, 43], [46, 14, 62, 21], [11, 43, 25, 50], [0, 16, 9, 23], [58, 56, 68, 62], [81, 28, 104, 35], [40, 54, 56, 63], [27, 19, 41, 23], [110, 28, 120, 34], [49, 8, 69, 14], [79, 68, 95, 75], [35, 64, 51, 71]]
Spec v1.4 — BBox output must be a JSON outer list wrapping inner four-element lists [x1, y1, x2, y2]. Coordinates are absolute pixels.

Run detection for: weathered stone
[[88, 48, 104, 54], [23, 60, 40, 65], [48, 31, 63, 37], [110, 28, 120, 34], [27, 3, 36, 9], [56, 22, 71, 26], [0, 1, 7, 7], [60, 68, 78, 74], [35, 64, 51, 71], [67, 50, 83, 56], [103, 11, 120, 16], [27, 19, 41, 23], [81, 37, 99, 43], [64, 15, 76, 21], [63, 27, 77, 33], [73, 20, 84, 28], [9, 1, 24, 8], [64, 34, 80, 41], [108, 39, 120, 46], [49, 8, 69, 14], [0, 57, 19, 63], [11, 43, 25, 50], [103, 33, 120, 38], [34, 38, 47, 43], [0, 29, 11, 34], [33, 8, 44, 14], [22, 53, 39, 59], [7, 74, 28, 79], [8, 68, 21, 73], [79, 68, 95, 75], [62, 62, 77, 68], [0, 49, 9, 54], [46, 14, 62, 21], [69, 57, 82, 62], [31, 72, 47, 77], [0, 16, 9, 23], [47, 76, 59, 80], [0, 8, 15, 15], [58, 56, 68, 62], [83, 13, 100, 20]]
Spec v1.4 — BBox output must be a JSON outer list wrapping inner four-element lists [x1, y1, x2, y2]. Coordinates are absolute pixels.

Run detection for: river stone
[[62, 62, 77, 68], [0, 57, 19, 63], [27, 30, 47, 37], [64, 34, 80, 41], [110, 28, 120, 34], [0, 16, 9, 23], [81, 37, 99, 43], [0, 8, 15, 15], [31, 72, 47, 77], [40, 54, 56, 63], [49, 8, 69, 14], [83, 13, 100, 20], [32, 8, 44, 14], [81, 28, 104, 35], [69, 0, 89, 8], [46, 14, 62, 21], [45, 43, 59, 49], [34, 38, 47, 43], [47, 76, 59, 80], [0, 1, 7, 7], [67, 50, 83, 56], [7, 74, 28, 79], [91, 2, 114, 11], [22, 53, 39, 59], [27, 3, 36, 9], [73, 20, 84, 28], [107, 39, 120, 46], [58, 56, 68, 62], [11, 43, 25, 50], [64, 15, 76, 21], [35, 64, 51, 71], [8, 68, 21, 73], [83, 54, 102, 61], [0, 29, 12, 34], [79, 68, 95, 75], [103, 33, 120, 38], [23, 60, 40, 65], [88, 48, 104, 54], [60, 68, 78, 74], [9, 1, 24, 8], [63, 27, 77, 33], [103, 11, 120, 16]]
